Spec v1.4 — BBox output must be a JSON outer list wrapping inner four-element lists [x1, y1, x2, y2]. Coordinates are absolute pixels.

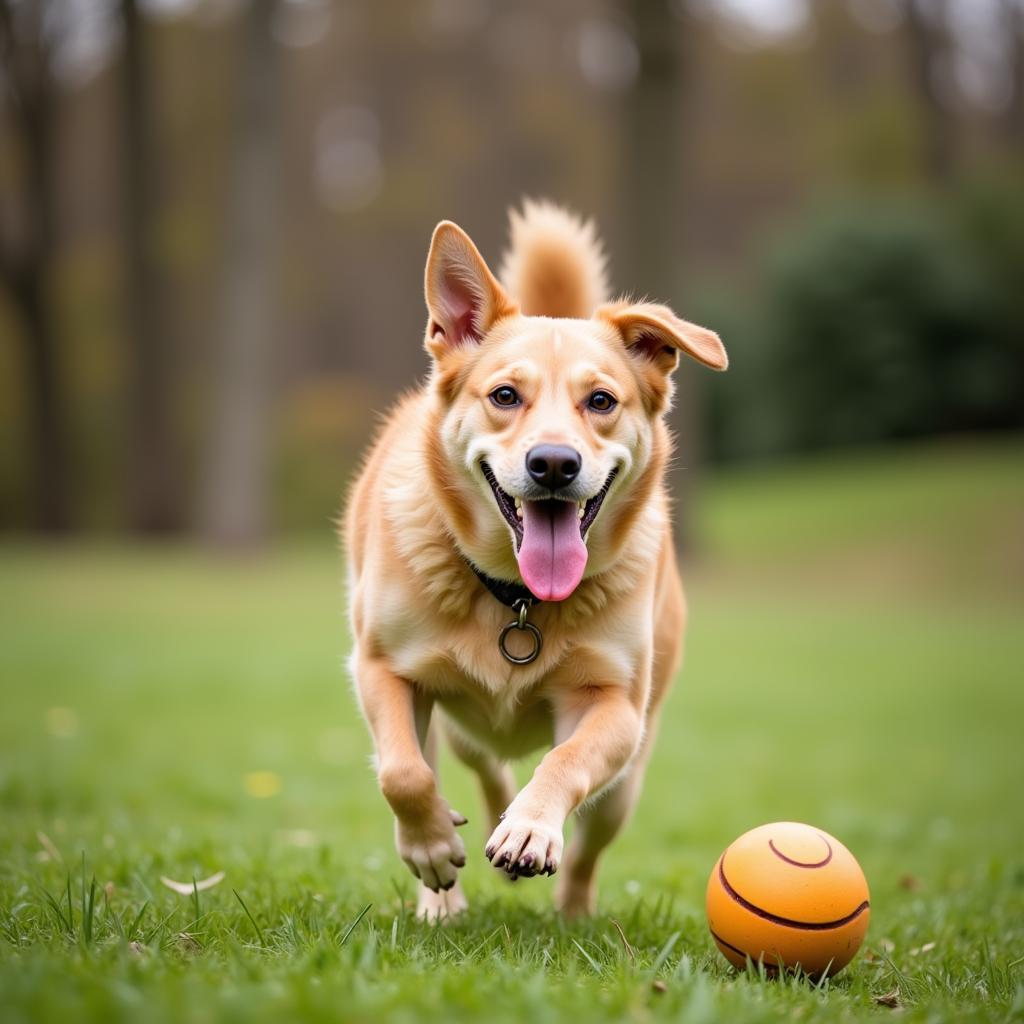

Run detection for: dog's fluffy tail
[[499, 199, 610, 319]]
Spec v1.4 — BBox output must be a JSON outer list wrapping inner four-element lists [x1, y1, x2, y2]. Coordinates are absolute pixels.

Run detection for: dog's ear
[[597, 301, 728, 373], [424, 221, 517, 357]]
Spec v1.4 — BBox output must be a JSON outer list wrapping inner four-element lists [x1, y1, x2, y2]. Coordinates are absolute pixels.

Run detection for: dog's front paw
[[485, 810, 563, 879], [396, 805, 467, 893]]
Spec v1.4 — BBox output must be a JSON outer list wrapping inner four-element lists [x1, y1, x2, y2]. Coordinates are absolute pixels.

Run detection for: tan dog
[[343, 201, 727, 920]]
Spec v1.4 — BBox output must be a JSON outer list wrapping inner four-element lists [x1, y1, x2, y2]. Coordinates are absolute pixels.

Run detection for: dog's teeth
[[578, 503, 585, 520]]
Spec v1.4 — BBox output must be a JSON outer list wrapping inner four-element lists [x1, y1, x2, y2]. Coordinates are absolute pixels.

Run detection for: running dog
[[343, 201, 727, 919]]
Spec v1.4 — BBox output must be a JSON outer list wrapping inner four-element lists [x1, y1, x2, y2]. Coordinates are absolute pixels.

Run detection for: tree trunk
[[198, 0, 282, 547], [0, 0, 72, 531], [620, 0, 701, 554], [999, 0, 1024, 150], [15, 270, 71, 531], [903, 0, 957, 184], [120, 0, 183, 532]]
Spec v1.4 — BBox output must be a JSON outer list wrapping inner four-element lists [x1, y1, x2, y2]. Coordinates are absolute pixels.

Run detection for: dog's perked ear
[[597, 300, 728, 373], [424, 221, 518, 358]]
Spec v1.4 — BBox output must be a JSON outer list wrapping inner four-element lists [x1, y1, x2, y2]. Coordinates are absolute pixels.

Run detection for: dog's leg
[[444, 719, 516, 831], [555, 721, 658, 917], [355, 654, 467, 894], [484, 686, 643, 881], [416, 720, 469, 921]]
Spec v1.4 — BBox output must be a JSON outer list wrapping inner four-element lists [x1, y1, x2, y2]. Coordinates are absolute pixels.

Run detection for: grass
[[1, 436, 1023, 1023]]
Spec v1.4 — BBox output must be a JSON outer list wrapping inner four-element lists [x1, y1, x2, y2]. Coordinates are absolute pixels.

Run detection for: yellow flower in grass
[[244, 771, 282, 798]]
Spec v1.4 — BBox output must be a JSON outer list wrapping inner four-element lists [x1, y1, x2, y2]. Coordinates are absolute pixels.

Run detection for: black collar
[[465, 560, 539, 608]]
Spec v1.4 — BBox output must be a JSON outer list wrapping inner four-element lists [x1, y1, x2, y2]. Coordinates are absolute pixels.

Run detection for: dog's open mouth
[[480, 462, 617, 602]]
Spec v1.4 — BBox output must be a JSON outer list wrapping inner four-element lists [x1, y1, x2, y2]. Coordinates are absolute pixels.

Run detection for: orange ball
[[706, 821, 870, 977]]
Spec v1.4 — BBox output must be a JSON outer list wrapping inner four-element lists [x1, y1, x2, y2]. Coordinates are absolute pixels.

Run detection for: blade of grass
[[65, 874, 73, 938], [142, 904, 179, 946], [40, 887, 72, 936], [79, 854, 96, 947], [609, 918, 635, 965], [572, 938, 603, 975], [651, 930, 681, 976], [233, 889, 266, 948], [127, 900, 149, 941], [338, 903, 372, 948]]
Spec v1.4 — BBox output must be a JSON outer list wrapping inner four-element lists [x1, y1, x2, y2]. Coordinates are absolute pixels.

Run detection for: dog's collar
[[464, 559, 544, 666], [465, 560, 540, 609]]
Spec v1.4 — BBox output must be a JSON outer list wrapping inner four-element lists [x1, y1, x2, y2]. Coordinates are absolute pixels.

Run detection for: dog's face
[[423, 222, 727, 601]]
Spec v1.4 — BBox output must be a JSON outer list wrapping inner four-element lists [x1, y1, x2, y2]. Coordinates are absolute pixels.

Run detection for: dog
[[343, 201, 727, 920]]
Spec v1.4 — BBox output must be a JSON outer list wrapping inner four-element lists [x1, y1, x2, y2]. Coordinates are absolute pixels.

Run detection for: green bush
[[708, 183, 1024, 461]]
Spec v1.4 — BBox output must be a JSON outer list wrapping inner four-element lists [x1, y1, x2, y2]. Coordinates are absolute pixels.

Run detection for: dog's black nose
[[526, 444, 581, 491]]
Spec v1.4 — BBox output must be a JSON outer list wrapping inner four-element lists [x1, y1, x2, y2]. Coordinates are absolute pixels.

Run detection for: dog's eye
[[587, 390, 617, 413], [490, 386, 521, 408]]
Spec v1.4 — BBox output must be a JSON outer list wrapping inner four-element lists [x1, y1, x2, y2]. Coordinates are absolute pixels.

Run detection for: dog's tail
[[499, 199, 610, 319]]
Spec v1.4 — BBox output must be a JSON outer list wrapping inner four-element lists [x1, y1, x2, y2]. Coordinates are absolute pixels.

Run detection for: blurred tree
[[198, 0, 282, 546], [120, 0, 182, 532], [620, 0, 702, 552], [902, 0, 958, 182], [0, 0, 71, 531], [999, 0, 1024, 149]]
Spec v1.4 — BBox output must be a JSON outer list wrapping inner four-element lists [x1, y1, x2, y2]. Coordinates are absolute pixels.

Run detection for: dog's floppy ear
[[424, 221, 517, 357], [597, 300, 728, 373]]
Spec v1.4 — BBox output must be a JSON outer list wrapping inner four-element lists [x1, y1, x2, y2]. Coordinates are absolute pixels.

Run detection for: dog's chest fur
[[371, 586, 645, 744]]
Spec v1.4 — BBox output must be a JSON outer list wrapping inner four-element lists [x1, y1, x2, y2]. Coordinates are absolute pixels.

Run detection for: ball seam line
[[768, 835, 833, 868], [718, 855, 870, 931], [710, 928, 761, 963]]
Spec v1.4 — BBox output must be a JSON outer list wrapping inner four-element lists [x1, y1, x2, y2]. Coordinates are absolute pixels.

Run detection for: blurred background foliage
[[706, 179, 1024, 460], [0, 0, 1022, 542]]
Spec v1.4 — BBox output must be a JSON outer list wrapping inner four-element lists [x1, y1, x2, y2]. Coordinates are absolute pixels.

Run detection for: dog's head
[[423, 221, 727, 602]]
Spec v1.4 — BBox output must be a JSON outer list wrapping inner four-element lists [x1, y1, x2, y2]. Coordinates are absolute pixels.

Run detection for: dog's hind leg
[[444, 719, 516, 832], [416, 719, 469, 922]]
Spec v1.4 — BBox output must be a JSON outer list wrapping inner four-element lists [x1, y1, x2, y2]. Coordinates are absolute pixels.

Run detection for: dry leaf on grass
[[159, 871, 225, 895], [874, 989, 902, 1008]]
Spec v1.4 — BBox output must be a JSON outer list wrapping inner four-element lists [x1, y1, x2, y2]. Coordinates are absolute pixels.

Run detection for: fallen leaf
[[651, 980, 667, 995], [160, 871, 226, 895], [874, 989, 902, 1008], [920, 941, 936, 953], [898, 874, 921, 891], [177, 931, 202, 953]]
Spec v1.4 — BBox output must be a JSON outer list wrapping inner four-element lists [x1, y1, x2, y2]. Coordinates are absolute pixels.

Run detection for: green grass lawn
[[1, 438, 1022, 1023]]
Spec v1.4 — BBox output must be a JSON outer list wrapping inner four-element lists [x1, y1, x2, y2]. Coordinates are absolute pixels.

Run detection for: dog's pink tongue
[[517, 500, 588, 602]]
